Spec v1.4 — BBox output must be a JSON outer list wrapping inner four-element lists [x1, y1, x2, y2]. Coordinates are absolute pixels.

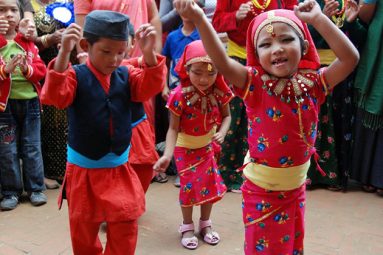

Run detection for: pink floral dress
[[167, 84, 233, 207], [236, 67, 329, 255]]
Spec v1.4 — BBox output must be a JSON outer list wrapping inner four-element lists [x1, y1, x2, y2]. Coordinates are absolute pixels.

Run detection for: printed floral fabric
[[167, 84, 233, 206], [167, 84, 233, 135], [242, 179, 305, 255], [307, 76, 355, 188], [219, 97, 248, 190], [175, 145, 227, 207], [235, 68, 329, 168]]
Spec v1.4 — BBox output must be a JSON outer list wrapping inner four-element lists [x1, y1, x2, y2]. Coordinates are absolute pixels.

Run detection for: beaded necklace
[[330, 0, 347, 28], [260, 70, 317, 104], [250, 0, 272, 16]]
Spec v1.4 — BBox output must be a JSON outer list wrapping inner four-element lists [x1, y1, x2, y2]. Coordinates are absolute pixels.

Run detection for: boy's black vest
[[68, 65, 133, 160]]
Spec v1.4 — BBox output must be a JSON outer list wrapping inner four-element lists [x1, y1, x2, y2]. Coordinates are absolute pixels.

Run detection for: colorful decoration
[[45, 2, 74, 27]]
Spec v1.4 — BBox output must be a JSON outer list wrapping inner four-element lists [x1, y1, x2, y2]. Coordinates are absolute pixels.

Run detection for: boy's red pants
[[69, 219, 138, 255]]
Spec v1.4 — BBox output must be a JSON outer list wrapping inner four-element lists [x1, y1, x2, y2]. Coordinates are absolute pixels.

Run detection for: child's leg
[[181, 206, 194, 237], [200, 203, 220, 244], [0, 100, 23, 199], [19, 98, 45, 193], [180, 206, 198, 249], [200, 202, 213, 221], [69, 219, 103, 255], [104, 220, 138, 255]]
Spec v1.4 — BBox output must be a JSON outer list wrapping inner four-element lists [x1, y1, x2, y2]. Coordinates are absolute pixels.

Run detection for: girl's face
[[188, 62, 217, 91], [0, 0, 20, 33], [256, 22, 306, 78]]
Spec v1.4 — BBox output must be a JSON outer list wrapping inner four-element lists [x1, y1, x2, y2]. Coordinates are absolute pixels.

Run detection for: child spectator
[[158, 0, 201, 185], [173, 0, 359, 253], [154, 40, 233, 250], [40, 10, 166, 254], [0, 0, 47, 211]]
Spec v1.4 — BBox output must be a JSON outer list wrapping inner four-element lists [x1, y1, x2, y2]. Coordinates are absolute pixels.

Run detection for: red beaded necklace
[[250, 0, 272, 16]]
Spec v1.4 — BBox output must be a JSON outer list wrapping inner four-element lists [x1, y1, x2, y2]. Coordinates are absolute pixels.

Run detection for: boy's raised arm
[[174, 0, 249, 90], [54, 24, 82, 72]]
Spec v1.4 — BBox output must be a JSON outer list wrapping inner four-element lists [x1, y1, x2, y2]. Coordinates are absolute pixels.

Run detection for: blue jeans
[[0, 98, 45, 196]]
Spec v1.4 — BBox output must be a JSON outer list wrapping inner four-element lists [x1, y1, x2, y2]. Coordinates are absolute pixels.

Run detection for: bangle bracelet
[[41, 35, 49, 48], [76, 52, 88, 59]]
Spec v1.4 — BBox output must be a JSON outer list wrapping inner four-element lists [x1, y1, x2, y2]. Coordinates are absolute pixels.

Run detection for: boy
[[40, 10, 166, 255], [0, 0, 47, 211]]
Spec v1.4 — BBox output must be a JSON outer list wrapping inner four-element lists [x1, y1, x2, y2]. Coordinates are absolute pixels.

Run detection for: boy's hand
[[345, 0, 359, 22], [136, 24, 156, 55], [213, 131, 225, 144], [174, 0, 205, 23], [0, 17, 9, 35], [236, 2, 252, 21], [153, 156, 171, 173], [60, 23, 82, 54], [18, 18, 36, 41], [294, 0, 323, 24], [4, 54, 23, 74]]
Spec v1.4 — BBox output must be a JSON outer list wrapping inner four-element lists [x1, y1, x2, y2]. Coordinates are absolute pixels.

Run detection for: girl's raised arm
[[174, 0, 249, 89], [295, 0, 359, 89]]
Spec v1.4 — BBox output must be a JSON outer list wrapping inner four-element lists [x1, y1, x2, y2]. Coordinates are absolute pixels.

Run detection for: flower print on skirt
[[175, 144, 227, 207]]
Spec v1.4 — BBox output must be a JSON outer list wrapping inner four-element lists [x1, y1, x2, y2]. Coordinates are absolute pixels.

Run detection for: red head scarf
[[174, 40, 229, 92], [246, 9, 320, 71]]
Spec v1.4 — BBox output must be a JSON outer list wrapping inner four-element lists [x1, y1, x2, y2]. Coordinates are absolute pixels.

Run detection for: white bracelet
[[76, 52, 88, 59]]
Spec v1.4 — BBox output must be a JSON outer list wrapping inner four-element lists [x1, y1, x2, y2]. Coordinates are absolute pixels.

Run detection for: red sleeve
[[128, 54, 167, 102], [166, 86, 184, 116], [40, 59, 77, 109], [212, 0, 238, 33], [74, 0, 92, 15], [24, 43, 46, 84]]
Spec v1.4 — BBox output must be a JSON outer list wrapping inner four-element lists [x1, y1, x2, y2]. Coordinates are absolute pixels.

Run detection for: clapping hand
[[345, 0, 359, 22], [4, 54, 24, 74], [18, 18, 36, 40], [236, 2, 252, 21]]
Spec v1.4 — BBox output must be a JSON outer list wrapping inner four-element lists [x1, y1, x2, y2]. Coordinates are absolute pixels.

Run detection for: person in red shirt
[[40, 10, 166, 255], [212, 0, 296, 193], [173, 0, 359, 254]]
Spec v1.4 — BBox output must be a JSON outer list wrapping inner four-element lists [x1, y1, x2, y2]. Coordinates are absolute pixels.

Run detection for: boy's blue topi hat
[[84, 10, 130, 41]]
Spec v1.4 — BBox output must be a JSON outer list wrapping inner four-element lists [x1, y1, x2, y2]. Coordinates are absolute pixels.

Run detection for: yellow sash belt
[[318, 49, 337, 65], [227, 39, 247, 59], [176, 127, 216, 149], [244, 160, 310, 191]]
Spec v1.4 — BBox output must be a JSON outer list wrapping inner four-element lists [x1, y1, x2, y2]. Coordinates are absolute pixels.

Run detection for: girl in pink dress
[[173, 0, 359, 254], [153, 40, 234, 250]]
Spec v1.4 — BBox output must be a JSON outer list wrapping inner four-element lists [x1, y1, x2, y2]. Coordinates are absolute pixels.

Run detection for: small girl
[[153, 40, 234, 250], [173, 0, 359, 254]]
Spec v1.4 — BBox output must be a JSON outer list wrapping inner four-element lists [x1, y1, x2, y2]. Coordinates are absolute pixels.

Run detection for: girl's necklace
[[250, 0, 272, 16], [331, 0, 347, 28]]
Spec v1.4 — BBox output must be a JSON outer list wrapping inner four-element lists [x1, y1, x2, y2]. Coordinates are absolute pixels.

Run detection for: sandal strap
[[199, 219, 212, 231], [179, 222, 195, 234]]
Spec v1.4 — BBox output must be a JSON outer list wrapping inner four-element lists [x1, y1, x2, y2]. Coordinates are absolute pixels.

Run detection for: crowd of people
[[0, 0, 381, 254]]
